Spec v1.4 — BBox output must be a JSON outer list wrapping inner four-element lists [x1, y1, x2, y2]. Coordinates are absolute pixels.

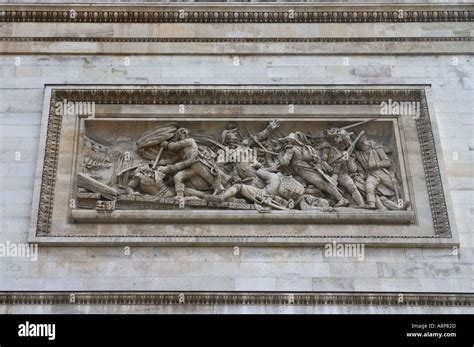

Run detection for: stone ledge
[[71, 208, 416, 224], [2, 40, 472, 55], [28, 234, 459, 247]]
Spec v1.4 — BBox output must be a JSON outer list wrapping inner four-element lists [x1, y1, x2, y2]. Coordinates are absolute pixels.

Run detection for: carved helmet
[[220, 128, 239, 145], [356, 133, 374, 149], [279, 132, 305, 146], [175, 127, 190, 140], [326, 127, 352, 144]]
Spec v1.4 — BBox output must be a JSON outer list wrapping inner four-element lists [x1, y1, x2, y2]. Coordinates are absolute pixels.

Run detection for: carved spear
[[306, 117, 379, 139], [340, 118, 379, 131]]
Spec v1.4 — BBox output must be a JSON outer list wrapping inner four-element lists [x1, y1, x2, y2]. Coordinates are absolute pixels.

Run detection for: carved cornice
[[0, 5, 472, 23], [35, 87, 452, 239], [1, 36, 471, 43], [53, 88, 421, 106], [0, 292, 472, 307]]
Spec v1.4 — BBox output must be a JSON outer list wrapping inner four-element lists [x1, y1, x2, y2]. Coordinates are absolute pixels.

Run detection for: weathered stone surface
[[0, 2, 472, 314]]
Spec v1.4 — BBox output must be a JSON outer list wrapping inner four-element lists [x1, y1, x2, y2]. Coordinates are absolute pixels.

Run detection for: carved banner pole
[[152, 147, 164, 170]]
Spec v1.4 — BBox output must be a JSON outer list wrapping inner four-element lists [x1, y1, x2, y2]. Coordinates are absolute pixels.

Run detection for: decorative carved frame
[[0, 292, 472, 308], [29, 85, 458, 247], [0, 4, 472, 24]]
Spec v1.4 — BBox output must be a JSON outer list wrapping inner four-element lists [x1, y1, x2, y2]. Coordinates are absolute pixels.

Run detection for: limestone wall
[[0, 2, 472, 313]]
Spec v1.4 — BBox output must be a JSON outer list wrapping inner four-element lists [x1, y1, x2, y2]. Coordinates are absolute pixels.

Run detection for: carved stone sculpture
[[75, 119, 411, 213]]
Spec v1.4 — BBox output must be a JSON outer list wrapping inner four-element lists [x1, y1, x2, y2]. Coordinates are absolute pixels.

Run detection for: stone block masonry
[[0, 2, 472, 313]]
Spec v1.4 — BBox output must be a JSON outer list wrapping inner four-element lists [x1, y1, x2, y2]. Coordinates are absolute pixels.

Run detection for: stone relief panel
[[29, 86, 457, 246], [77, 119, 409, 215]]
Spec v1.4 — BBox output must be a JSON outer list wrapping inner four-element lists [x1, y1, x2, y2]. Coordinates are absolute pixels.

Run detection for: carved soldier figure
[[353, 133, 397, 209], [320, 128, 365, 207], [221, 119, 281, 148], [206, 165, 304, 210], [160, 128, 225, 198], [278, 132, 350, 207], [220, 119, 281, 188], [128, 164, 173, 197], [128, 156, 199, 197]]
